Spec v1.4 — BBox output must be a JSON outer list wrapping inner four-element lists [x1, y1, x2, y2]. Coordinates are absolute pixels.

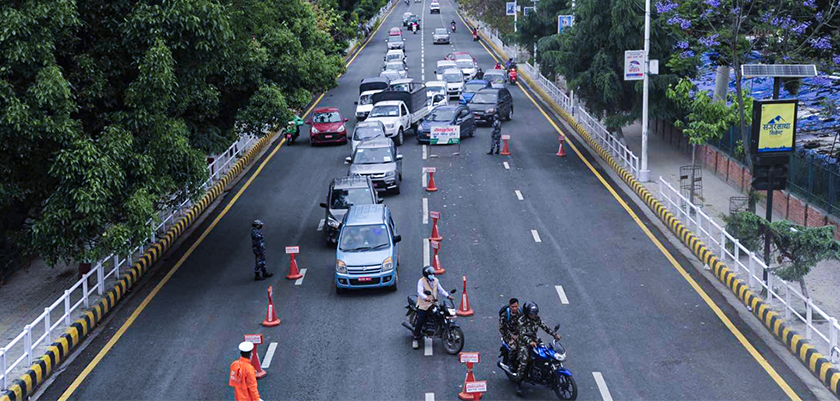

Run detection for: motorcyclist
[[451, 20, 457, 31], [514, 302, 561, 395], [494, 62, 504, 70], [498, 298, 521, 365], [412, 266, 453, 350], [505, 58, 516, 70]]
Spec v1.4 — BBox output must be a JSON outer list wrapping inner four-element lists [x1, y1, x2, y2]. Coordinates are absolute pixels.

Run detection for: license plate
[[325, 135, 333, 138], [358, 277, 372, 282]]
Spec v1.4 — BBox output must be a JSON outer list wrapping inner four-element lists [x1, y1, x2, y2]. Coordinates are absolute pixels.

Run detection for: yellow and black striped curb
[[468, 19, 840, 399], [0, 133, 278, 401]]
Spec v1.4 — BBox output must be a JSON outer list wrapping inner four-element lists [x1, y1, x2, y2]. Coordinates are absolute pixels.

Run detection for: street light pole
[[639, 0, 651, 182]]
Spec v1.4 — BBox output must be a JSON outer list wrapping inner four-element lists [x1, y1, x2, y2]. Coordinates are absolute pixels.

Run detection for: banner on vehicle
[[430, 126, 460, 145]]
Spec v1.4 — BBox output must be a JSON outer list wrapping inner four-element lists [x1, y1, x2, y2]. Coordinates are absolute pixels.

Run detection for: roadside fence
[[658, 176, 840, 363]]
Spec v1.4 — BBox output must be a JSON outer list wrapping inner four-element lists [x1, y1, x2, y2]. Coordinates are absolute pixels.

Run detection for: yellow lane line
[[56, 9, 394, 400], [466, 15, 801, 401]]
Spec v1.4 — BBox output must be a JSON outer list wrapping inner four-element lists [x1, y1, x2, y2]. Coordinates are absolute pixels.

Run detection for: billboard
[[750, 99, 798, 165], [506, 2, 517, 15], [430, 126, 460, 145], [557, 15, 573, 33], [624, 50, 644, 81]]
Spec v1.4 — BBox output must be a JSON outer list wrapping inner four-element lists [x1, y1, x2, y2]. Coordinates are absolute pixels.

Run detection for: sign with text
[[506, 2, 516, 15], [243, 334, 264, 345], [465, 381, 487, 393], [430, 240, 440, 250], [285, 246, 299, 254], [501, 135, 510, 140], [429, 211, 440, 219], [750, 99, 798, 166], [423, 167, 437, 173], [624, 50, 645, 81], [459, 352, 481, 363], [557, 15, 573, 33], [430, 126, 460, 145], [523, 6, 535, 16]]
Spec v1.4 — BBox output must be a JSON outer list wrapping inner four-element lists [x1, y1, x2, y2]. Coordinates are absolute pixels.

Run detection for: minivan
[[335, 204, 401, 292]]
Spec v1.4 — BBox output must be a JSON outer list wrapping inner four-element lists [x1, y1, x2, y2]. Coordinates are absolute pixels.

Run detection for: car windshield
[[428, 109, 456, 122], [359, 94, 373, 105], [313, 111, 341, 123], [369, 105, 399, 117], [456, 60, 474, 69], [386, 53, 401, 61], [443, 72, 462, 83], [339, 224, 391, 251], [330, 188, 374, 209], [437, 62, 455, 70], [404, 12, 411, 17], [380, 71, 399, 80], [471, 93, 497, 104], [353, 147, 393, 164], [391, 83, 410, 91], [353, 126, 385, 141], [486, 74, 505, 83], [454, 54, 471, 60], [386, 63, 403, 71], [389, 36, 402, 43], [434, 28, 448, 35], [427, 86, 446, 95], [464, 83, 486, 92]]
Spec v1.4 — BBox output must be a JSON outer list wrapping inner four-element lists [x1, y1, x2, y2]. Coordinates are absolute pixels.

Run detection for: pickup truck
[[368, 84, 430, 145]]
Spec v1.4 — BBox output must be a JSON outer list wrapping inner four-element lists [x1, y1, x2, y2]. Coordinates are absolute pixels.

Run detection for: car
[[459, 79, 491, 104], [366, 100, 411, 145], [441, 69, 465, 98], [435, 60, 458, 80], [425, 81, 449, 107], [351, 120, 387, 152], [386, 34, 405, 50], [355, 89, 383, 120], [320, 176, 381, 244], [345, 138, 403, 193], [433, 28, 450, 44], [389, 27, 402, 36], [380, 70, 402, 81], [307, 107, 349, 145], [382, 61, 408, 79], [416, 105, 477, 143], [467, 88, 514, 123], [483, 69, 506, 89], [334, 204, 401, 292], [455, 58, 479, 80], [446, 52, 477, 64], [402, 12, 414, 26], [430, 1, 440, 13], [389, 78, 416, 92], [384, 49, 407, 68]]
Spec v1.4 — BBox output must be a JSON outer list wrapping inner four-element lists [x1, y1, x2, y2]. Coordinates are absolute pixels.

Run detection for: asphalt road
[[38, 1, 817, 400]]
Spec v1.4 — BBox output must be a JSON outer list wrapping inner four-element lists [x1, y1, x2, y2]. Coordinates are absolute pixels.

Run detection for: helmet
[[252, 220, 264, 228], [422, 265, 436, 279], [523, 301, 539, 317]]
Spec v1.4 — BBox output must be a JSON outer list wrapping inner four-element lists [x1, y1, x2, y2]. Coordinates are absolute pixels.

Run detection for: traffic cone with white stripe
[[456, 275, 474, 316], [286, 253, 303, 280], [250, 343, 268, 379], [431, 240, 445, 275], [556, 134, 567, 157], [262, 285, 281, 327]]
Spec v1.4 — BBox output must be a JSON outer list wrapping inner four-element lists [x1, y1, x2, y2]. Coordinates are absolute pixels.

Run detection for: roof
[[466, 79, 489, 84], [357, 138, 393, 148], [442, 68, 462, 75], [434, 105, 460, 111], [362, 77, 389, 84], [425, 80, 446, 86], [333, 175, 372, 189], [314, 107, 340, 113], [360, 89, 384, 96], [344, 204, 388, 226], [355, 120, 385, 128], [386, 49, 405, 55], [372, 100, 403, 107], [390, 78, 414, 84], [483, 69, 505, 75], [476, 88, 501, 94], [437, 60, 456, 65]]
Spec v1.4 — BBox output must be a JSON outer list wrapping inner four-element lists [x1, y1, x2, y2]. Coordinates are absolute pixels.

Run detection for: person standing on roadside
[[251, 220, 273, 281], [488, 112, 502, 155], [229, 342, 263, 401]]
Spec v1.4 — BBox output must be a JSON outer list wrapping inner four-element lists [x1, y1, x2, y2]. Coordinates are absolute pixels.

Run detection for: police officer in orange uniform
[[229, 342, 262, 401]]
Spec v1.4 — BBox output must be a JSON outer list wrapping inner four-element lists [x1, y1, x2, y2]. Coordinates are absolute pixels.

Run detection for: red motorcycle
[[508, 67, 518, 84]]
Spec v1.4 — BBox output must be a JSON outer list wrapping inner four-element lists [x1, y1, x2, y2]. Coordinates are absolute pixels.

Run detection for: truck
[[368, 82, 430, 146]]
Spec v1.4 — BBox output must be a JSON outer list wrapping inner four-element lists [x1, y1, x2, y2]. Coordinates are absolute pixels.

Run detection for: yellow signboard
[[757, 102, 796, 153]]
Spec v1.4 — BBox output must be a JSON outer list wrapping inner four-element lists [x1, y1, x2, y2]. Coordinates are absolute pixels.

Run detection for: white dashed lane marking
[[503, 161, 510, 169], [422, 170, 428, 187], [262, 342, 278, 368], [317, 218, 324, 231], [555, 285, 569, 304], [515, 190, 523, 200], [593, 372, 614, 401], [295, 268, 307, 286], [425, 393, 435, 401], [423, 144, 428, 160], [531, 229, 541, 243], [423, 238, 430, 266], [422, 198, 429, 224], [424, 337, 433, 356]]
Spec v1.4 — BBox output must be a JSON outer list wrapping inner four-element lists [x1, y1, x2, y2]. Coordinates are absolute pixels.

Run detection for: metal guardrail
[[658, 176, 840, 363], [575, 107, 640, 178], [0, 132, 259, 390]]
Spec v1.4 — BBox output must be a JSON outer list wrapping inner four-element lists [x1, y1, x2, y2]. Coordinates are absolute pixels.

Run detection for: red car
[[389, 27, 402, 36], [307, 107, 349, 145]]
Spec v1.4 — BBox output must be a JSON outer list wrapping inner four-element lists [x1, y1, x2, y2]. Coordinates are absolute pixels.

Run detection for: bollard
[[425, 167, 439, 192], [262, 286, 281, 327], [431, 240, 445, 275], [243, 334, 267, 379]]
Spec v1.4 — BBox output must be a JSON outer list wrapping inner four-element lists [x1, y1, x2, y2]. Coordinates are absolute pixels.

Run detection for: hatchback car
[[384, 49, 407, 67], [433, 28, 450, 44], [435, 60, 458, 81], [380, 70, 402, 81], [483, 69, 506, 88], [389, 27, 402, 36], [355, 89, 383, 120], [430, 1, 440, 13], [335, 204, 401, 292], [425, 81, 449, 107], [446, 52, 477, 64], [459, 80, 491, 104], [416, 105, 476, 143], [455, 59, 479, 80], [345, 138, 403, 194], [351, 120, 387, 152], [402, 12, 414, 26], [441, 69, 465, 98], [387, 35, 405, 50], [382, 61, 408, 79], [468, 88, 514, 123], [320, 176, 381, 244], [308, 107, 349, 145]]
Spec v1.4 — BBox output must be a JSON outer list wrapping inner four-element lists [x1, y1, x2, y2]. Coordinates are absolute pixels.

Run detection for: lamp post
[[639, 0, 651, 182]]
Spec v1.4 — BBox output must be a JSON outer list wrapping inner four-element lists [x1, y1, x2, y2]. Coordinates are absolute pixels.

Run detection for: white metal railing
[[1, 132, 261, 390], [658, 177, 840, 362], [520, 62, 574, 114], [576, 108, 640, 178]]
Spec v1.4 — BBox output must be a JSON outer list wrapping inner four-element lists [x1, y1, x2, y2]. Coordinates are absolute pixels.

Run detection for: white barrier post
[[748, 252, 756, 289], [82, 276, 89, 308], [785, 290, 791, 321], [734, 239, 740, 264], [720, 230, 726, 262], [24, 324, 32, 366], [767, 273, 774, 303], [829, 317, 837, 363], [657, 178, 663, 202], [97, 261, 105, 295], [113, 254, 119, 275], [1, 346, 6, 389], [63, 290, 71, 326], [806, 297, 813, 340], [44, 307, 51, 340]]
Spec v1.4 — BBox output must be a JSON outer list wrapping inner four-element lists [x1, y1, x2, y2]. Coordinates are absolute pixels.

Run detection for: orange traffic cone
[[426, 169, 439, 192], [262, 286, 281, 327], [456, 275, 474, 316], [285, 253, 303, 280], [556, 135, 567, 157], [431, 240, 445, 274], [430, 212, 443, 241], [250, 343, 268, 379], [500, 135, 511, 156], [457, 361, 478, 400]]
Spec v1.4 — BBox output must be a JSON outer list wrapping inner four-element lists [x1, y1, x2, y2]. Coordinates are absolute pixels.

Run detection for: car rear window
[[435, 28, 448, 35], [313, 112, 341, 123], [353, 147, 393, 164], [331, 188, 373, 209], [354, 126, 385, 141]]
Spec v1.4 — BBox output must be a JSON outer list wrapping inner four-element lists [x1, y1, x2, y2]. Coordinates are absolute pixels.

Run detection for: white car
[[455, 59, 479, 80], [351, 120, 388, 152], [425, 81, 449, 107], [442, 69, 464, 98], [384, 49, 407, 68], [383, 61, 408, 79], [430, 1, 440, 13], [435, 60, 458, 81], [355, 89, 383, 120], [367, 100, 412, 145]]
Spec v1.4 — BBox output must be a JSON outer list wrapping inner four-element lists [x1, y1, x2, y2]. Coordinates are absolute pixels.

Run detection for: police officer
[[515, 301, 561, 395], [498, 298, 521, 367], [229, 342, 262, 401], [251, 220, 273, 281], [412, 265, 453, 349], [488, 112, 502, 154]]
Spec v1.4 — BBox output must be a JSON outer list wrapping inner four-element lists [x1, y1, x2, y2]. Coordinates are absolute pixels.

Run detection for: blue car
[[335, 204, 401, 293], [416, 105, 477, 143], [459, 79, 491, 104]]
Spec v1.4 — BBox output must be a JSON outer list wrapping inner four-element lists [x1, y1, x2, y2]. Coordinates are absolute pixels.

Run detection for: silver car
[[387, 35, 405, 50], [433, 28, 450, 44], [345, 138, 403, 194], [382, 61, 408, 79], [483, 70, 506, 88]]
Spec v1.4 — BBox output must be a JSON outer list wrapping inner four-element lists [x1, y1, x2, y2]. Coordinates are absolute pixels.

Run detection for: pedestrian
[[251, 220, 273, 281], [488, 112, 502, 154], [229, 342, 263, 401]]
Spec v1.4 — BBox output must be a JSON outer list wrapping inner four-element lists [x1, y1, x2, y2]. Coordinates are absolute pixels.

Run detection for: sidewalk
[[621, 121, 840, 339]]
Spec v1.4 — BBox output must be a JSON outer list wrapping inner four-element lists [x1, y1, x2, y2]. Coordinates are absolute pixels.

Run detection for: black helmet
[[252, 220, 264, 228], [523, 301, 539, 317], [422, 265, 436, 278]]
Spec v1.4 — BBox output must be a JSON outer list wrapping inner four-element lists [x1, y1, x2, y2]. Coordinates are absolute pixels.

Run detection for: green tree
[[515, 0, 569, 62], [460, 0, 515, 36]]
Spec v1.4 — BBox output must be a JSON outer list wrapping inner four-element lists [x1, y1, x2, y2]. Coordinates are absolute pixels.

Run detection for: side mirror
[[396, 154, 403, 160], [394, 234, 402, 243], [450, 288, 457, 294], [319, 202, 327, 208], [354, 101, 359, 105], [554, 324, 561, 332], [433, 70, 437, 75], [344, 118, 349, 122], [377, 198, 384, 204], [344, 156, 352, 164]]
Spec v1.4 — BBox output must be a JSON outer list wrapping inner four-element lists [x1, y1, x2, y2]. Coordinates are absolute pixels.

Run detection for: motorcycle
[[508, 67, 518, 84], [472, 31, 478, 41], [497, 325, 577, 400], [451, 23, 457, 32], [401, 289, 465, 354], [412, 22, 418, 33], [285, 116, 303, 145]]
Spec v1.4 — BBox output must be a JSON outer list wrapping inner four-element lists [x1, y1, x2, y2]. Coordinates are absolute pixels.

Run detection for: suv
[[345, 138, 403, 194], [467, 87, 513, 123], [320, 176, 381, 244], [335, 204, 401, 292]]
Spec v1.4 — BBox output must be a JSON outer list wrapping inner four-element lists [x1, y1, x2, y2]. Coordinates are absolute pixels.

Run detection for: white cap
[[238, 341, 254, 353]]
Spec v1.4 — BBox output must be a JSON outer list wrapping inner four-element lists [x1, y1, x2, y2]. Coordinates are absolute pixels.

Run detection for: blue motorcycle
[[497, 325, 577, 400]]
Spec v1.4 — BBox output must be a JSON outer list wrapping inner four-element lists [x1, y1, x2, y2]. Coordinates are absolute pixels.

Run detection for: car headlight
[[486, 108, 496, 114], [336, 260, 347, 273], [386, 123, 395, 129], [385, 170, 396, 177], [338, 125, 345, 132], [327, 216, 340, 228], [382, 257, 393, 272], [311, 126, 319, 134]]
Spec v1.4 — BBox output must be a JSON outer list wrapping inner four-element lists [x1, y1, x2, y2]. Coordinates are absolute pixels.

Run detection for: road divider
[[425, 167, 439, 192], [262, 286, 281, 327], [457, 276, 474, 317], [556, 134, 567, 157], [430, 211, 443, 241], [243, 334, 267, 379]]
